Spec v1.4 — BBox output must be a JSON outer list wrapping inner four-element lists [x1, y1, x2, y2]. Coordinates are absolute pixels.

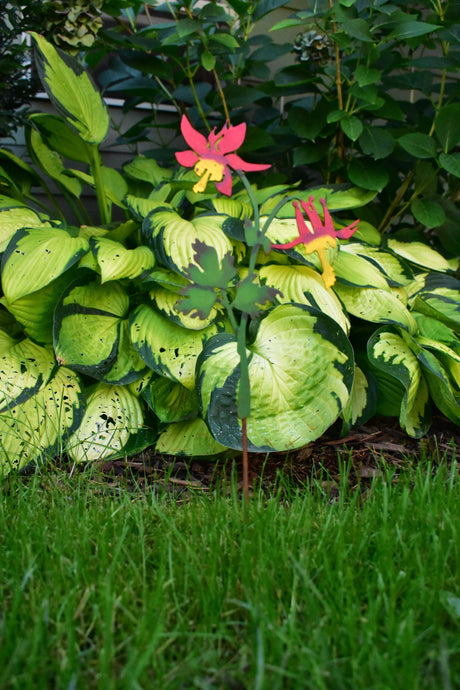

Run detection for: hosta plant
[[0, 34, 459, 480]]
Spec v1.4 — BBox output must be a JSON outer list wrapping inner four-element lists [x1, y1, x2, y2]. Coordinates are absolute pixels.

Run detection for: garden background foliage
[[0, 0, 459, 475]]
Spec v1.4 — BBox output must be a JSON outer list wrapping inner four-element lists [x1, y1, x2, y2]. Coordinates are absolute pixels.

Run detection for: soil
[[83, 414, 460, 500]]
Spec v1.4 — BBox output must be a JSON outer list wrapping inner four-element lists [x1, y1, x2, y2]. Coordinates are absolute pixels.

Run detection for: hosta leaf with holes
[[1, 227, 89, 302], [367, 329, 431, 437], [143, 377, 199, 423], [198, 303, 354, 452], [102, 321, 148, 385], [259, 263, 350, 333], [340, 244, 414, 286], [387, 239, 451, 272], [31, 33, 109, 145], [156, 417, 228, 456], [91, 238, 155, 283], [129, 304, 223, 391], [0, 337, 55, 413], [412, 274, 460, 333], [341, 365, 377, 434], [0, 366, 84, 476], [418, 350, 460, 425], [5, 271, 78, 345], [54, 279, 132, 379], [66, 382, 143, 462], [0, 206, 46, 254], [142, 208, 234, 275], [152, 285, 223, 330], [334, 284, 417, 333]]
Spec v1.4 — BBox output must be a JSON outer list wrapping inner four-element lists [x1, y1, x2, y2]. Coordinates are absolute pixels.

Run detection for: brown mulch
[[82, 414, 459, 500]]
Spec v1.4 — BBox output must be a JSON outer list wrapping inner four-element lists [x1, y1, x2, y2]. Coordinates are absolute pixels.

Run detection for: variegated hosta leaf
[[142, 208, 234, 275], [341, 365, 377, 434], [125, 195, 172, 220], [123, 156, 173, 186], [5, 271, 78, 345], [198, 303, 354, 452], [27, 127, 82, 198], [367, 329, 431, 437], [0, 206, 46, 254], [334, 284, 417, 334], [418, 350, 460, 425], [66, 383, 143, 462], [387, 239, 451, 272], [259, 263, 350, 334], [1, 227, 89, 302], [333, 249, 390, 289], [412, 274, 460, 333], [91, 237, 155, 283], [0, 337, 55, 413], [210, 197, 252, 220], [31, 33, 109, 145], [54, 279, 140, 381], [339, 243, 413, 286], [156, 417, 228, 456], [102, 321, 147, 385], [143, 377, 199, 423], [129, 304, 223, 391], [151, 285, 223, 330], [0, 366, 84, 476]]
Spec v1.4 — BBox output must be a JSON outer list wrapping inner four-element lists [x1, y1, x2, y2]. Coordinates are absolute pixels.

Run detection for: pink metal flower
[[272, 197, 359, 288], [175, 115, 271, 196]]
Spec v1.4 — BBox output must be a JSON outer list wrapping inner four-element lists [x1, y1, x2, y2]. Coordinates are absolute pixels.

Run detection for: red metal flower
[[175, 115, 271, 196], [272, 197, 359, 288]]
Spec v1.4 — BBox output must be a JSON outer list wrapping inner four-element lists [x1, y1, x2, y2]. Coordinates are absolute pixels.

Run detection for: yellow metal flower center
[[303, 235, 337, 289], [193, 158, 225, 193]]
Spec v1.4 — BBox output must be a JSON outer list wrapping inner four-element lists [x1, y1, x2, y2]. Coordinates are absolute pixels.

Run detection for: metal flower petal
[[175, 115, 270, 196]]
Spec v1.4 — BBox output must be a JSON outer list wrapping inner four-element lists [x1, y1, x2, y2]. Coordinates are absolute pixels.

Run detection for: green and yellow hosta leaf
[[0, 206, 46, 254], [340, 243, 413, 286], [143, 208, 234, 275], [388, 239, 451, 272], [0, 337, 55, 413], [333, 249, 391, 289], [418, 350, 460, 425], [156, 417, 228, 456], [259, 263, 350, 333], [54, 280, 131, 379], [31, 32, 109, 145], [129, 305, 222, 391], [151, 285, 223, 330], [91, 237, 155, 283], [1, 227, 89, 302], [143, 377, 199, 423], [102, 321, 147, 386], [412, 274, 460, 333], [198, 303, 354, 452], [334, 284, 417, 333], [367, 329, 431, 437], [341, 365, 377, 433], [27, 127, 82, 197], [66, 383, 143, 462]]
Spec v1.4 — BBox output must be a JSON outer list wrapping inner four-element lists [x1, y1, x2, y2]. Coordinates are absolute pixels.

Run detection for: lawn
[[0, 455, 459, 689]]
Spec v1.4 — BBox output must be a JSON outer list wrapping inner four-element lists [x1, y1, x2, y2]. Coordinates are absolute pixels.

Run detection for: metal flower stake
[[176, 115, 359, 501]]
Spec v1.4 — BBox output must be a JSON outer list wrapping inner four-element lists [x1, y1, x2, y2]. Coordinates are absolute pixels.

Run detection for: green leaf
[[210, 33, 239, 49], [0, 206, 45, 254], [435, 103, 460, 153], [354, 65, 381, 87], [398, 133, 437, 159], [144, 377, 199, 423], [54, 279, 133, 380], [198, 304, 354, 451], [183, 241, 238, 289], [340, 244, 413, 286], [341, 116, 363, 142], [334, 249, 391, 289], [0, 337, 55, 413], [411, 198, 446, 228], [348, 159, 389, 192], [259, 263, 350, 334], [156, 417, 228, 456], [387, 239, 450, 272], [388, 20, 440, 39], [200, 50, 216, 71], [31, 33, 109, 145], [439, 152, 460, 178], [334, 284, 417, 333], [129, 304, 222, 391], [1, 227, 89, 302], [231, 275, 280, 318], [152, 284, 222, 329], [367, 329, 431, 437], [27, 128, 82, 198], [337, 18, 373, 42], [66, 383, 144, 462], [123, 156, 172, 186], [358, 126, 395, 159], [252, 0, 291, 21], [29, 113, 91, 163], [412, 274, 460, 332], [341, 365, 377, 433], [418, 350, 460, 425], [91, 238, 155, 283]]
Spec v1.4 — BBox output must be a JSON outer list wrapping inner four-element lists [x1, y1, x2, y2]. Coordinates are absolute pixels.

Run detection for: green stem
[[87, 143, 110, 225], [186, 47, 210, 131]]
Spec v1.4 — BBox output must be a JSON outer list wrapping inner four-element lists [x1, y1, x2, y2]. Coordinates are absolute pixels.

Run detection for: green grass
[[0, 460, 459, 689]]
